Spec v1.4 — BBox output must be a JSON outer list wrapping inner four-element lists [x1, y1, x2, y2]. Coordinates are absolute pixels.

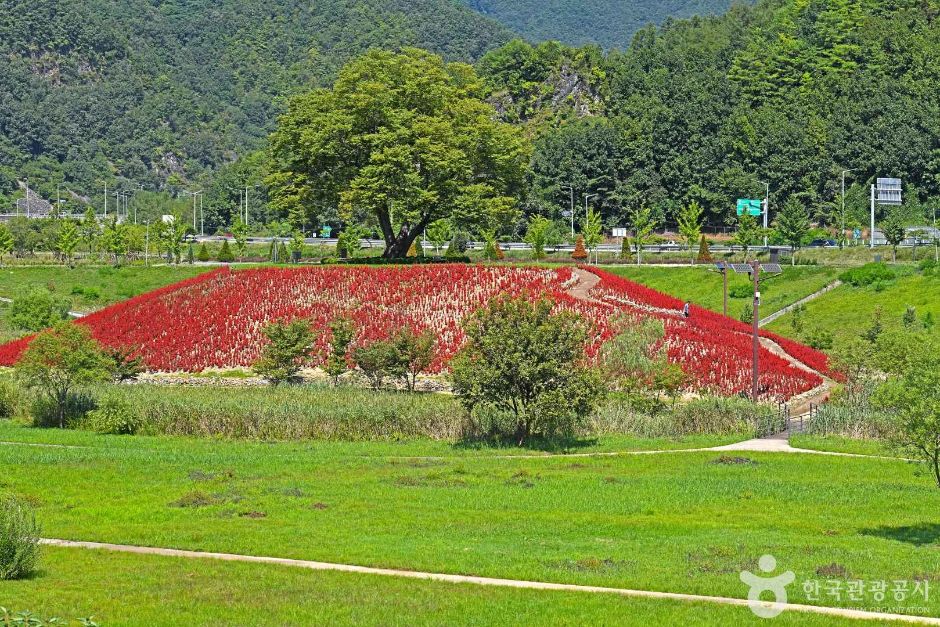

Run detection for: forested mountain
[[0, 0, 511, 209], [461, 0, 745, 48], [484, 0, 940, 230]]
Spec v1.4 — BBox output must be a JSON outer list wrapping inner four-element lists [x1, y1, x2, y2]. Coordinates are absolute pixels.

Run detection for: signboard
[[736, 199, 763, 217], [319, 225, 333, 238], [161, 214, 175, 224], [612, 227, 628, 238], [853, 228, 862, 240], [876, 178, 902, 206]]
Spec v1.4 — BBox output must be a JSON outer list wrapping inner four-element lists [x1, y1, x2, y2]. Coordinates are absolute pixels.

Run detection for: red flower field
[[0, 264, 833, 400]]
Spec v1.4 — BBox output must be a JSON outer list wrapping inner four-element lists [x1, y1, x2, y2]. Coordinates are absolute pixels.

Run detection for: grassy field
[[0, 421, 937, 621], [766, 271, 940, 345], [605, 265, 841, 318], [789, 435, 895, 457], [3, 547, 868, 626], [0, 265, 214, 313]]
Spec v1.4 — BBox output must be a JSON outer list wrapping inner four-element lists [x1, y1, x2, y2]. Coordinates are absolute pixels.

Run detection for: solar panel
[[760, 263, 783, 273], [714, 262, 727, 271], [730, 263, 753, 274]]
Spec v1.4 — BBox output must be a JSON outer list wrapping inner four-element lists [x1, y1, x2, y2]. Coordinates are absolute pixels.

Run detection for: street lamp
[[840, 169, 856, 248], [561, 185, 575, 236], [758, 180, 770, 248]]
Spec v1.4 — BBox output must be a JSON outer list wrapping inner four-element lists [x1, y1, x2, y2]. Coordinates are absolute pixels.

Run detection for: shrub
[[217, 239, 235, 263], [8, 288, 70, 332], [82, 396, 141, 435], [253, 318, 316, 384], [324, 316, 355, 384], [0, 495, 40, 580], [619, 237, 632, 261], [839, 262, 895, 287], [15, 324, 113, 428], [450, 295, 605, 444], [729, 284, 751, 299], [695, 234, 713, 263], [197, 243, 210, 262], [390, 327, 436, 391], [353, 340, 400, 390], [571, 235, 588, 260], [803, 327, 833, 350]]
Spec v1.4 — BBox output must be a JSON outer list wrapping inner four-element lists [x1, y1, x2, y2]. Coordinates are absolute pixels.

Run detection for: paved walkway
[[759, 280, 842, 327], [39, 539, 939, 625]]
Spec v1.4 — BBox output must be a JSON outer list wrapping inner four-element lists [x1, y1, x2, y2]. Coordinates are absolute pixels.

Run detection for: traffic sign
[[736, 199, 763, 216], [612, 227, 628, 237]]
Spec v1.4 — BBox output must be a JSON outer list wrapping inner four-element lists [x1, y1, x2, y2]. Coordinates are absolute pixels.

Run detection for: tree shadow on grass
[[861, 523, 940, 546], [453, 434, 600, 454]]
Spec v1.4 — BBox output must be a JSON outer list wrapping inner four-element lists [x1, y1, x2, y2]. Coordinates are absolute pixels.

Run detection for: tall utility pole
[[758, 181, 769, 248], [870, 184, 876, 249], [145, 220, 150, 267], [840, 169, 855, 248], [751, 259, 761, 401], [561, 185, 575, 236], [103, 183, 107, 218], [23, 178, 29, 217]]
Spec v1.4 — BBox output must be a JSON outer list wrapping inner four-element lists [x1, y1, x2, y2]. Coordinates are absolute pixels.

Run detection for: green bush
[[728, 284, 752, 299], [8, 288, 70, 331], [0, 495, 40, 580], [82, 396, 141, 435], [840, 262, 895, 287], [217, 240, 235, 263], [197, 243, 210, 262]]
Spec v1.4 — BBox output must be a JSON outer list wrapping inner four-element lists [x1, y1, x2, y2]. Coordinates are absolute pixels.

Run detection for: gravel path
[[39, 538, 940, 625]]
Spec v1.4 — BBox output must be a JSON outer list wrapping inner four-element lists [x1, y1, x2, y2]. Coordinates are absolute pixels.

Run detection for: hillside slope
[[461, 0, 745, 48], [0, 0, 511, 205]]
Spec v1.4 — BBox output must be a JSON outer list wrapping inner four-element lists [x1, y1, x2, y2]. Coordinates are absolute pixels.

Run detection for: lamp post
[[758, 180, 769, 248], [840, 169, 855, 248], [561, 185, 575, 236]]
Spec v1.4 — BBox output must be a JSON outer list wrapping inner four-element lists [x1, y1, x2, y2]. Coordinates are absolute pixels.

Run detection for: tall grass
[[586, 394, 776, 438], [86, 384, 465, 441]]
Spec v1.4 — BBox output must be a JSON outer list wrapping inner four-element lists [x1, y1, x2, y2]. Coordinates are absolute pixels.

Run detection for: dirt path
[[39, 539, 938, 625], [567, 267, 834, 418], [759, 280, 842, 327]]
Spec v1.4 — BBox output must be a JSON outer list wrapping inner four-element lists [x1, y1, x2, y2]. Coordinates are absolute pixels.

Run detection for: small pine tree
[[571, 235, 588, 260], [494, 240, 505, 260], [739, 302, 753, 324], [445, 238, 459, 258], [187, 242, 195, 264], [197, 242, 210, 262], [619, 237, 632, 261], [696, 234, 713, 263], [278, 241, 289, 262], [217, 239, 235, 263], [414, 239, 424, 257], [407, 241, 418, 257]]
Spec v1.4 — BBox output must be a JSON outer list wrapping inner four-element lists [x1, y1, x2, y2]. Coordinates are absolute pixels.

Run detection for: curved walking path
[[759, 280, 842, 327], [39, 538, 939, 625], [568, 267, 835, 418]]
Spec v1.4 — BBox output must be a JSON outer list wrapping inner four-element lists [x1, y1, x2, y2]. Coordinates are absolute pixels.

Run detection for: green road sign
[[736, 199, 763, 217]]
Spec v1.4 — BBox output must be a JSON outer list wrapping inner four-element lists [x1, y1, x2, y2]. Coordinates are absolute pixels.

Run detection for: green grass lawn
[[4, 547, 868, 626], [1, 422, 937, 620], [0, 265, 214, 313], [605, 265, 841, 318], [766, 272, 940, 346], [790, 435, 896, 457]]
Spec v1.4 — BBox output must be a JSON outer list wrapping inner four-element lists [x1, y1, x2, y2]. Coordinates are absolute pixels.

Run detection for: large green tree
[[268, 49, 529, 258]]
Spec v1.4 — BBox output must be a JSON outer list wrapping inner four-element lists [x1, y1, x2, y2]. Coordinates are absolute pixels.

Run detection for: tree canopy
[[267, 48, 529, 257]]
